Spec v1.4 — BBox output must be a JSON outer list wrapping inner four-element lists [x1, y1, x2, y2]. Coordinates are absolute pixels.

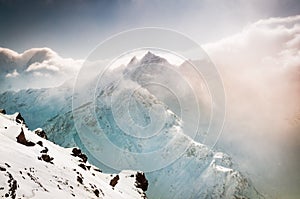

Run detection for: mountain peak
[[140, 51, 167, 64], [128, 56, 138, 65], [145, 51, 155, 57]]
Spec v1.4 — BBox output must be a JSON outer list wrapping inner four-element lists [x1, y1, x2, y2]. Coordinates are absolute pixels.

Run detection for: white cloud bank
[[204, 15, 300, 198], [0, 47, 83, 91]]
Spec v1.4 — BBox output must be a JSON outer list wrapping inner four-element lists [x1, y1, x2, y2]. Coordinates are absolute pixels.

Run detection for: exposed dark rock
[[109, 175, 119, 187], [78, 164, 86, 170], [0, 109, 6, 114], [93, 168, 102, 173], [40, 154, 54, 164], [7, 172, 17, 199], [135, 172, 148, 191], [0, 166, 6, 171], [79, 154, 88, 163], [72, 148, 82, 156], [26, 172, 48, 191], [34, 129, 48, 140], [36, 141, 43, 147], [16, 129, 26, 144], [16, 128, 35, 147], [94, 189, 100, 197], [77, 176, 83, 184], [15, 113, 25, 124], [71, 148, 88, 163], [40, 147, 48, 153]]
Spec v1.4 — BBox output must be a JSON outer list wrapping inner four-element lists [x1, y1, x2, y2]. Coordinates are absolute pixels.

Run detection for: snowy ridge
[[0, 111, 148, 199], [76, 78, 264, 199], [0, 52, 264, 198], [42, 88, 263, 198]]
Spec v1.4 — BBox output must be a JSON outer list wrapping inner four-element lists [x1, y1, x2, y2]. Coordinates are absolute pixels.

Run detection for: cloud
[[203, 15, 300, 198], [0, 47, 83, 91], [5, 69, 19, 78]]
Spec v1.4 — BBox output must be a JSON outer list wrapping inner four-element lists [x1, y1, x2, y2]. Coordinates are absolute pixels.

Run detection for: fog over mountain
[[0, 15, 299, 199], [0, 51, 264, 199], [204, 15, 300, 198]]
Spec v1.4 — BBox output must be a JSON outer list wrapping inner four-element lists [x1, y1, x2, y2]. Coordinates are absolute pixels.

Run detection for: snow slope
[[0, 85, 72, 129], [71, 73, 264, 199], [0, 111, 148, 199], [0, 52, 264, 199]]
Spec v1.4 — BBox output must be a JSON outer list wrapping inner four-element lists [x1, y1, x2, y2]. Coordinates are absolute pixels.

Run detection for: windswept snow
[[0, 52, 264, 199], [0, 111, 148, 199]]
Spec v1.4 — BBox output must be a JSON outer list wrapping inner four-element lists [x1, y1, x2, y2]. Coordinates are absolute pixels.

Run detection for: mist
[[204, 15, 300, 198]]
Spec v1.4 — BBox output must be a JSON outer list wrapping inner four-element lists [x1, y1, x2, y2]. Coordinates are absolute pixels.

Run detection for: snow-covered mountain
[[0, 110, 148, 199], [0, 52, 264, 198], [0, 86, 72, 129]]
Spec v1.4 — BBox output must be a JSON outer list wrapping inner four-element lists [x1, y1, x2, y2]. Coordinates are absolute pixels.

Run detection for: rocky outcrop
[[0, 112, 149, 199], [71, 148, 88, 163], [34, 128, 48, 140], [135, 172, 148, 192], [110, 175, 120, 187], [15, 113, 25, 124], [16, 128, 35, 147]]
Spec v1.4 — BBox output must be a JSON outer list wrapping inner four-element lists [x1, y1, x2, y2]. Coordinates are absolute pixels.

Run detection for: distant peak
[[143, 51, 158, 59], [145, 51, 155, 57], [128, 56, 138, 65], [140, 51, 167, 64]]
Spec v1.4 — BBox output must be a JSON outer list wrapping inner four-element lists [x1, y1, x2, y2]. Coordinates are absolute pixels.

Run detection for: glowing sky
[[0, 1, 299, 199], [0, 0, 300, 58]]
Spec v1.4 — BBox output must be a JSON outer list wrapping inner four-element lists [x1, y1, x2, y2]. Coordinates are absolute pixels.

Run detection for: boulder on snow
[[0, 109, 6, 114], [15, 113, 25, 124], [16, 128, 35, 147], [34, 128, 48, 140], [40, 154, 53, 163], [71, 148, 88, 163], [71, 148, 82, 156], [110, 175, 120, 187], [38, 154, 54, 164], [135, 172, 148, 191]]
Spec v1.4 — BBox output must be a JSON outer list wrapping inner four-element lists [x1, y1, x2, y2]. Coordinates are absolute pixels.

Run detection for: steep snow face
[[0, 112, 148, 199], [70, 53, 263, 198], [23, 91, 262, 199], [122, 53, 212, 143], [0, 52, 263, 198], [0, 86, 72, 129]]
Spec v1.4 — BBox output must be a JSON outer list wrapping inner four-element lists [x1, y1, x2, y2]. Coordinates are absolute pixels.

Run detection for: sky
[[0, 1, 299, 199], [0, 0, 300, 58]]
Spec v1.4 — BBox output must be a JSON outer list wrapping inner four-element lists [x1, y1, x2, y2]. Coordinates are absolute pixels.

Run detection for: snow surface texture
[[0, 112, 148, 199], [0, 52, 264, 198]]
